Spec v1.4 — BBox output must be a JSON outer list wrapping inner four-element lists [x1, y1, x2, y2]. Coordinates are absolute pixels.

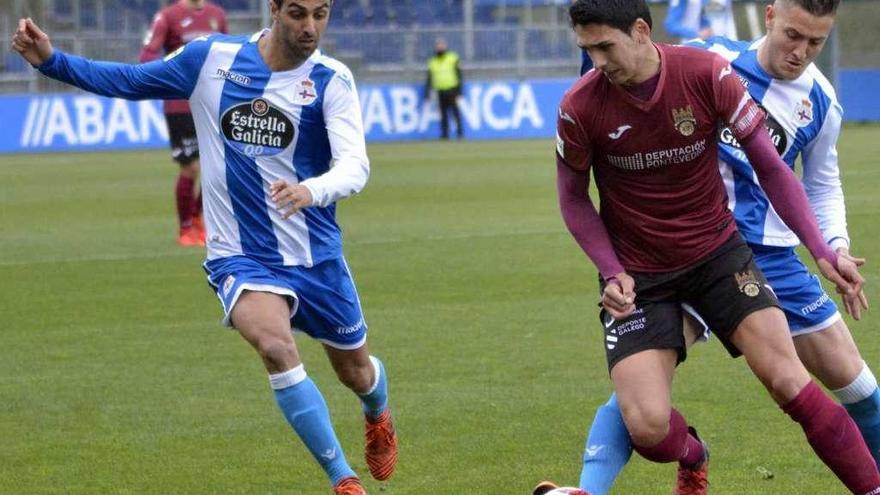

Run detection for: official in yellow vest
[[424, 38, 464, 139]]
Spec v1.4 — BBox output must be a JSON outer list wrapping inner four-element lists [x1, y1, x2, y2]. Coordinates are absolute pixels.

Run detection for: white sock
[[833, 362, 878, 405], [269, 364, 307, 390]]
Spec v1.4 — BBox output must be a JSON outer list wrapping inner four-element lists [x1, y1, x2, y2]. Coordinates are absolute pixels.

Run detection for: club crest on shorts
[[672, 105, 696, 136], [735, 270, 761, 297]]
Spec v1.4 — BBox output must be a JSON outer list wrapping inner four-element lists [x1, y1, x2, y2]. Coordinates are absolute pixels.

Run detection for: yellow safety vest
[[429, 52, 460, 91]]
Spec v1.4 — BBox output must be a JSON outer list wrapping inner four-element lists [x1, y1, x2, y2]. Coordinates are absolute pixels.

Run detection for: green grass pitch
[[1, 126, 879, 494]]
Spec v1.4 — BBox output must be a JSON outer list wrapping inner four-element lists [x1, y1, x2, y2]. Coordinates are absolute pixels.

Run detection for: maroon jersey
[[556, 44, 764, 273], [139, 0, 227, 114]]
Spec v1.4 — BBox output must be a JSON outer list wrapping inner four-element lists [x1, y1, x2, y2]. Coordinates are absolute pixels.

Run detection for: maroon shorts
[[165, 113, 199, 165], [600, 233, 780, 372]]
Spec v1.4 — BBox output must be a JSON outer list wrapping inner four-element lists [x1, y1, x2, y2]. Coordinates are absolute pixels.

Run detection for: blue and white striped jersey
[[687, 36, 848, 250], [38, 30, 370, 267]]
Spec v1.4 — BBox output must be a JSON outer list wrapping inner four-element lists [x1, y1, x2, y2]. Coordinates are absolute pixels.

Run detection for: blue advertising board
[[0, 78, 574, 154], [839, 69, 880, 123], [1, 72, 878, 154]]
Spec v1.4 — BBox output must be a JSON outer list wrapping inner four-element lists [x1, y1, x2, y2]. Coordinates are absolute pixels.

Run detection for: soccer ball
[[533, 484, 590, 495], [544, 489, 589, 495]]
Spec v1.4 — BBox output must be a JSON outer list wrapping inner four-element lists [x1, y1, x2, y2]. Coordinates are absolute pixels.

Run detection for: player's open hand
[[602, 272, 636, 319], [11, 18, 53, 66], [270, 180, 312, 219], [817, 254, 866, 319], [835, 247, 869, 320]]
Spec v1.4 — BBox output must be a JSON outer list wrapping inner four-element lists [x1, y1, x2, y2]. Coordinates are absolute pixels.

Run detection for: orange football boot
[[333, 476, 366, 495], [177, 226, 205, 247], [364, 409, 398, 481]]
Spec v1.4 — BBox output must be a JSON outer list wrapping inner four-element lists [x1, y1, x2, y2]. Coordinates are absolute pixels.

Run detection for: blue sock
[[843, 389, 880, 468], [271, 366, 356, 486], [579, 393, 633, 495], [358, 355, 389, 419]]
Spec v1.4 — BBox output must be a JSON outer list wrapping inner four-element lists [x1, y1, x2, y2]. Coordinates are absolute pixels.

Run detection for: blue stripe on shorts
[[751, 244, 840, 335], [203, 255, 367, 348]]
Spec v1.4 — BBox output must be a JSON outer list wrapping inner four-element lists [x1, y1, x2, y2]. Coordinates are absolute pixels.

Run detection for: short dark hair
[[780, 0, 839, 16], [569, 0, 652, 33], [272, 0, 334, 9]]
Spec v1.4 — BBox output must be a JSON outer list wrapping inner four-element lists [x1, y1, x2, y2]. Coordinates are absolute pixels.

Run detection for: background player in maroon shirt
[[552, 1, 880, 494], [140, 0, 227, 246]]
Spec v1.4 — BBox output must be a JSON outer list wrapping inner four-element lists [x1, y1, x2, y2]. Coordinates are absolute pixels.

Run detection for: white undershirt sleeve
[[300, 70, 370, 207], [801, 99, 849, 250]]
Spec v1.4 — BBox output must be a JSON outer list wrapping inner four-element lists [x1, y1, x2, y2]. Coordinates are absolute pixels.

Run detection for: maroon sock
[[190, 190, 202, 220], [783, 381, 880, 495], [175, 175, 194, 229], [632, 409, 705, 466]]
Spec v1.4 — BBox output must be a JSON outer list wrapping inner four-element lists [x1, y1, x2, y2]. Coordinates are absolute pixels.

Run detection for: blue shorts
[[751, 244, 841, 336], [203, 255, 367, 350]]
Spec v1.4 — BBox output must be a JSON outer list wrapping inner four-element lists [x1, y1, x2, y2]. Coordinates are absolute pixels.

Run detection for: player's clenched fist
[[11, 18, 53, 66]]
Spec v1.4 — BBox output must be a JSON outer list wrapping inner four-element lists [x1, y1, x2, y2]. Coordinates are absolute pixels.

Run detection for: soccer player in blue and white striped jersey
[[567, 1, 880, 494], [12, 2, 396, 493]]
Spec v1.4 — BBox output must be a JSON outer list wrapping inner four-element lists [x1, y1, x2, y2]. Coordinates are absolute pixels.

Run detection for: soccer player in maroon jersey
[[553, 1, 880, 494], [140, 0, 227, 247]]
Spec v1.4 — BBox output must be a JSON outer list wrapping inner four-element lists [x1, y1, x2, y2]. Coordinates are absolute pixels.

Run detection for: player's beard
[[283, 33, 318, 63]]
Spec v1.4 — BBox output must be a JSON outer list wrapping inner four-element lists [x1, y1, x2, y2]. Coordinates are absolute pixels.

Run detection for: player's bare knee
[[335, 360, 373, 393], [620, 402, 670, 446], [253, 336, 296, 369], [763, 366, 810, 404], [796, 322, 864, 389]]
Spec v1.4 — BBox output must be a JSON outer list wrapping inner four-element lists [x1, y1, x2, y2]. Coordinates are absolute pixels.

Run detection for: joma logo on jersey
[[220, 98, 295, 157], [672, 105, 696, 136]]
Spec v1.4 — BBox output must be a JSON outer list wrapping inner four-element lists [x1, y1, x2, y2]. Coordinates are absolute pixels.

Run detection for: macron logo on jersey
[[215, 68, 251, 86], [719, 65, 733, 81]]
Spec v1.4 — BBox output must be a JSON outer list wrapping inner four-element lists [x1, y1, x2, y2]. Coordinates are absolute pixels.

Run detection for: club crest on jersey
[[672, 105, 696, 137], [221, 97, 295, 157], [735, 270, 761, 297], [294, 79, 318, 106], [794, 99, 813, 124]]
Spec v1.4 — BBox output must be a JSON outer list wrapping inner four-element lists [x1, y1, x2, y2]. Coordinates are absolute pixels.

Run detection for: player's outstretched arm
[[14, 17, 207, 102], [11, 18, 53, 66]]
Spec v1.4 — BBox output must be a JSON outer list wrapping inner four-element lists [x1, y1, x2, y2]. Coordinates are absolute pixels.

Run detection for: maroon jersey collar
[[608, 43, 667, 112]]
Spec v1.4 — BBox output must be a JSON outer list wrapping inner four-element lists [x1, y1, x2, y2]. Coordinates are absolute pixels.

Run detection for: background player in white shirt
[[12, 1, 396, 494], [665, 0, 737, 42]]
